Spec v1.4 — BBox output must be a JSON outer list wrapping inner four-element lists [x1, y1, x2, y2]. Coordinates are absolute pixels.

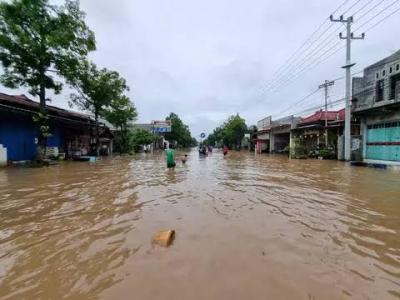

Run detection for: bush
[[291, 144, 308, 159]]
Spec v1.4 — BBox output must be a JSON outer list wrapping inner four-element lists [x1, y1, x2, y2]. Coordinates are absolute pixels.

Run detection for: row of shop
[[256, 49, 400, 165], [256, 109, 356, 160], [0, 93, 114, 165]]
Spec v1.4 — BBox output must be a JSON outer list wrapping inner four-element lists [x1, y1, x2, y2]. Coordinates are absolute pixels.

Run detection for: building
[[270, 115, 299, 154], [352, 50, 400, 164], [256, 115, 299, 154], [0, 93, 113, 163], [129, 120, 172, 150], [256, 116, 272, 153], [291, 109, 345, 159]]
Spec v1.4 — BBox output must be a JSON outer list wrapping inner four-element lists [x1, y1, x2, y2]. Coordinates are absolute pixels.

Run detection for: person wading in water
[[223, 145, 229, 157], [166, 145, 176, 169]]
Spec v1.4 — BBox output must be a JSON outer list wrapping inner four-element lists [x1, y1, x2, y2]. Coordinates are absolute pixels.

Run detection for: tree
[[206, 114, 247, 150], [103, 95, 137, 153], [69, 61, 129, 154], [205, 126, 224, 147], [0, 0, 95, 155], [222, 114, 247, 149], [164, 112, 196, 148], [130, 128, 155, 153]]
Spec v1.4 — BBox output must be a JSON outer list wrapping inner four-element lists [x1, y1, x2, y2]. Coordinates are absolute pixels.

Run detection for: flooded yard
[[0, 150, 399, 299]]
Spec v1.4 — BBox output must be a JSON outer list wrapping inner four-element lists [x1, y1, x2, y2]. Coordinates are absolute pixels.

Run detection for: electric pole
[[319, 80, 335, 147], [330, 15, 364, 161]]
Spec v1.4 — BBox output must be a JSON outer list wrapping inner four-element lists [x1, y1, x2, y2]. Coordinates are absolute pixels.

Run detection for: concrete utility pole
[[319, 80, 335, 147], [330, 15, 364, 161]]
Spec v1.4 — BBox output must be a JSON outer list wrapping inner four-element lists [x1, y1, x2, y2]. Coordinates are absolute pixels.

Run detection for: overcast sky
[[2, 0, 400, 137]]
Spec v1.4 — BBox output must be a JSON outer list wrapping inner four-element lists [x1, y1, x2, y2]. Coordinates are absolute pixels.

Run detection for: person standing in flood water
[[166, 145, 176, 168], [223, 145, 229, 157]]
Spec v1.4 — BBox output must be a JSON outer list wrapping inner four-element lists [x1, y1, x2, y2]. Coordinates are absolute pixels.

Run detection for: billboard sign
[[257, 116, 272, 131], [151, 120, 172, 133]]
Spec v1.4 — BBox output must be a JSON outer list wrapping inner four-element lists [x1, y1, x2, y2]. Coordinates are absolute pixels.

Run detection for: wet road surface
[[0, 149, 399, 299]]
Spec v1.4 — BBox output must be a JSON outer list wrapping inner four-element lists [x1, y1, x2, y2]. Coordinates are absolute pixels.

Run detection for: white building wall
[[0, 144, 7, 166]]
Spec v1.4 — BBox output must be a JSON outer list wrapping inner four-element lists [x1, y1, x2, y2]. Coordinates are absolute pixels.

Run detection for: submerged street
[[0, 150, 399, 299]]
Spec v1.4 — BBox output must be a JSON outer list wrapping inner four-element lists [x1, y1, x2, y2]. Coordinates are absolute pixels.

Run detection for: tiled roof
[[300, 109, 345, 124]]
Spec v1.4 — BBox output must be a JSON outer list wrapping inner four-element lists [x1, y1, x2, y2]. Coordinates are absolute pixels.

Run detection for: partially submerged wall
[[0, 144, 7, 166]]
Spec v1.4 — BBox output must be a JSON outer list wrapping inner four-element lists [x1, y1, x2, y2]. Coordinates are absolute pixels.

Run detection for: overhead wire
[[245, 0, 400, 116], [265, 0, 354, 90], [354, 0, 400, 31], [266, 0, 399, 93]]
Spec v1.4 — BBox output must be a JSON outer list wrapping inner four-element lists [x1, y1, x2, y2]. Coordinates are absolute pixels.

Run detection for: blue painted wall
[[0, 113, 63, 161]]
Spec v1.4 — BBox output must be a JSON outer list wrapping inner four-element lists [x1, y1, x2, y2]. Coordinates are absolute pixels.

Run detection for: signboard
[[257, 116, 272, 131], [200, 132, 206, 138], [151, 120, 172, 133]]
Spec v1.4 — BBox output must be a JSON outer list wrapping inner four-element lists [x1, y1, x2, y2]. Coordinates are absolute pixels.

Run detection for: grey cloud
[[2, 0, 399, 136]]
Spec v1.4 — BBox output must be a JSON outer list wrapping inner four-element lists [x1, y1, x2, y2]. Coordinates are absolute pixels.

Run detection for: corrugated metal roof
[[0, 92, 97, 124]]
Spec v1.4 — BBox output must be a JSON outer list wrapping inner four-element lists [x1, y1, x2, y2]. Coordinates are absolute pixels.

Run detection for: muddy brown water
[[0, 150, 399, 300]]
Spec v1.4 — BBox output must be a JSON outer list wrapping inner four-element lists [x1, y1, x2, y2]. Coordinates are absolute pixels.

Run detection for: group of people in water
[[165, 145, 229, 169]]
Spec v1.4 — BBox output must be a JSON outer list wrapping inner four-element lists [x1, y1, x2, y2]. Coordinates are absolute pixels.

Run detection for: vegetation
[[0, 0, 95, 156], [103, 96, 137, 153], [68, 61, 130, 154], [205, 114, 248, 150], [164, 112, 197, 148], [130, 128, 155, 153]]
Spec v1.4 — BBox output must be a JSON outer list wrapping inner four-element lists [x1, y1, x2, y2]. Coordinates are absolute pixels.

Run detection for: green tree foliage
[[68, 61, 129, 154], [0, 0, 95, 152], [164, 112, 196, 148], [204, 126, 224, 147], [130, 128, 155, 153], [103, 95, 137, 153], [206, 114, 247, 150]]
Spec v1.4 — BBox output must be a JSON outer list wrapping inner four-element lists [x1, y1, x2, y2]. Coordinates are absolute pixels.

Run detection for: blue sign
[[200, 132, 206, 138], [153, 127, 170, 133]]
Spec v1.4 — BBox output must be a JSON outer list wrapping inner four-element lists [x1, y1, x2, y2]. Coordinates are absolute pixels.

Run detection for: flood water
[[0, 150, 399, 300]]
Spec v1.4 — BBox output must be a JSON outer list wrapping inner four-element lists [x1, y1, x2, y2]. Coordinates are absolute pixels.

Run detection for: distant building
[[352, 50, 400, 164], [0, 93, 113, 162], [129, 120, 172, 150], [291, 109, 345, 159], [256, 116, 272, 153], [256, 115, 299, 154]]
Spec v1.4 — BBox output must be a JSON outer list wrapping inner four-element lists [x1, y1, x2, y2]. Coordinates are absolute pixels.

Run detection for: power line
[[266, 0, 399, 93], [266, 0, 355, 90], [269, 44, 345, 93], [275, 88, 320, 116], [354, 0, 400, 31], [354, 0, 387, 23], [364, 5, 400, 31]]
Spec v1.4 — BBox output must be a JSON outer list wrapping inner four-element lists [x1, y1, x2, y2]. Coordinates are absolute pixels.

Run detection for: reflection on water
[[0, 150, 399, 299]]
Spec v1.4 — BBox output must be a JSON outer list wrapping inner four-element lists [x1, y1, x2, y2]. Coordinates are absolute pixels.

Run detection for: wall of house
[[0, 144, 7, 166], [353, 54, 400, 110], [0, 112, 64, 161], [0, 113, 37, 161]]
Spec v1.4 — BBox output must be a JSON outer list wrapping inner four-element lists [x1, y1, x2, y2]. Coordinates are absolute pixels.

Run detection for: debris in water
[[153, 229, 175, 247]]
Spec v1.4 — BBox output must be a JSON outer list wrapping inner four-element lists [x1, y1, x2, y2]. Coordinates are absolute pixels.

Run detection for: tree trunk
[[37, 80, 47, 160], [95, 112, 100, 156]]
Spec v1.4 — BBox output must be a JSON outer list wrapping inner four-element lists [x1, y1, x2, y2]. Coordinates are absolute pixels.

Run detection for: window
[[382, 70, 386, 76], [376, 79, 385, 102], [389, 73, 400, 100], [390, 67, 393, 73], [376, 72, 379, 79], [397, 64, 400, 71]]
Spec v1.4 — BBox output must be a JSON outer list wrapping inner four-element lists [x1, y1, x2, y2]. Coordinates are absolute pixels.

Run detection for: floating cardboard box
[[153, 229, 175, 247]]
